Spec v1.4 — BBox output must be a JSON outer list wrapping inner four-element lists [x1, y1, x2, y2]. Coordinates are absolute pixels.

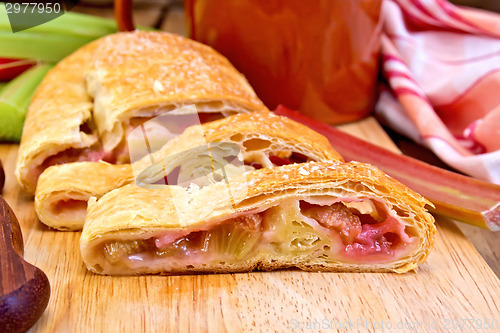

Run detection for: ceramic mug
[[185, 0, 383, 124]]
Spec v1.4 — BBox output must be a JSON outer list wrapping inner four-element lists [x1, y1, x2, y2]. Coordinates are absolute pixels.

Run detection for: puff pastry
[[16, 31, 267, 194], [80, 161, 436, 275], [35, 112, 342, 230]]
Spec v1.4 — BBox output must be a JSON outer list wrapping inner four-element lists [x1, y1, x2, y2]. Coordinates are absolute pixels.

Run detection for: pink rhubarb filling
[[300, 201, 415, 262], [31, 145, 119, 187], [106, 199, 417, 267], [52, 198, 88, 214]]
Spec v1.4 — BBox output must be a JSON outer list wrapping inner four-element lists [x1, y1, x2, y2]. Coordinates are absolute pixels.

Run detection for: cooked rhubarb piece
[[95, 199, 414, 273], [80, 162, 435, 275]]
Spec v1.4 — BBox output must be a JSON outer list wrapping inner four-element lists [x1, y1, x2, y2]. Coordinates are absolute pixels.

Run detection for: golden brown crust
[[87, 31, 269, 151], [15, 41, 100, 194], [196, 112, 342, 161], [138, 111, 343, 171], [81, 161, 436, 275], [34, 112, 342, 230], [16, 31, 268, 194]]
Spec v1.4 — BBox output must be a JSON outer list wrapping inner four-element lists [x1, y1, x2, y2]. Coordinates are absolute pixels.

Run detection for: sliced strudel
[[80, 161, 436, 275]]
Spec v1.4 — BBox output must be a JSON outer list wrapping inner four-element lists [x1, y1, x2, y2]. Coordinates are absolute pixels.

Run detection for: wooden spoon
[[0, 194, 50, 332], [0, 159, 4, 192]]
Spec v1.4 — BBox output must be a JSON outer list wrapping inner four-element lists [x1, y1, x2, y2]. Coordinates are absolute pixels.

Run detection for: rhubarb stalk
[[0, 58, 36, 80], [0, 3, 117, 62], [0, 64, 53, 141], [274, 106, 500, 231]]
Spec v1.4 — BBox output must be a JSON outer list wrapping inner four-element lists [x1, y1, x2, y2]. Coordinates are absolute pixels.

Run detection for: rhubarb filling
[[30, 112, 226, 188], [28, 145, 118, 192], [91, 197, 418, 273]]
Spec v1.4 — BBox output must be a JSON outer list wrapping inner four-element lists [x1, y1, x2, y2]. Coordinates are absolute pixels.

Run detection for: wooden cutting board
[[1, 118, 499, 332]]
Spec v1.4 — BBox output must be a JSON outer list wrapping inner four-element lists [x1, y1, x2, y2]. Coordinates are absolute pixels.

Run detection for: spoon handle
[[0, 195, 50, 333], [0, 159, 4, 192]]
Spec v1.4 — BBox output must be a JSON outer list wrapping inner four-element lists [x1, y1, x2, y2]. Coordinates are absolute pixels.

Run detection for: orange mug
[[185, 0, 383, 124]]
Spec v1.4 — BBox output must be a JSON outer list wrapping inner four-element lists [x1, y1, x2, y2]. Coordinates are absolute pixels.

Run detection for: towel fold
[[376, 0, 500, 183]]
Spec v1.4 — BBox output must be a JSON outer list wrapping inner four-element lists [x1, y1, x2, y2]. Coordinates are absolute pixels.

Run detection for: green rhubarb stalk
[[0, 4, 153, 62], [0, 31, 97, 62], [0, 5, 117, 37], [0, 64, 52, 142], [0, 82, 6, 93], [18, 10, 117, 37], [0, 3, 118, 62]]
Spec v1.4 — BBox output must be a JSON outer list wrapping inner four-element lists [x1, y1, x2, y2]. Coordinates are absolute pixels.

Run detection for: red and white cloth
[[376, 0, 500, 183]]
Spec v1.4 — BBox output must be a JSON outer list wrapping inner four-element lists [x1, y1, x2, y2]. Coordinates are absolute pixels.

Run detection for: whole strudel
[[16, 31, 267, 193]]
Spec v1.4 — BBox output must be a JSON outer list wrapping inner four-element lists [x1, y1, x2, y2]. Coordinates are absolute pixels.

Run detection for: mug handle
[[115, 0, 135, 31]]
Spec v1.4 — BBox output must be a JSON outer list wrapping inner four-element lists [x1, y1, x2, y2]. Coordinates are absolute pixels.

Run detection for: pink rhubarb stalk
[[274, 106, 500, 231]]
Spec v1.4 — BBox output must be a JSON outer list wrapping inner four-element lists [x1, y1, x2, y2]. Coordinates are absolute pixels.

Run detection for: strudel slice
[[35, 112, 341, 230], [80, 162, 436, 275]]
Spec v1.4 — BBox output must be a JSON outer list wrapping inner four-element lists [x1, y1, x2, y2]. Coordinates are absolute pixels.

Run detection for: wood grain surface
[[1, 118, 500, 332]]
